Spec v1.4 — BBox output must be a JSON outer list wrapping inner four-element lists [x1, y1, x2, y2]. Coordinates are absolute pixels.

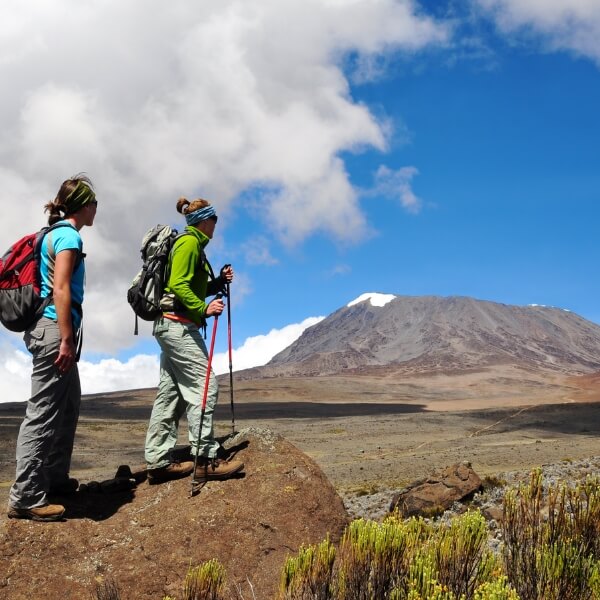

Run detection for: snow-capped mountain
[[240, 294, 600, 378]]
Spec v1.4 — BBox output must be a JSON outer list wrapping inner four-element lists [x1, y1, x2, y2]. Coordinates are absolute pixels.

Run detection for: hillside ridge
[[237, 295, 600, 379]]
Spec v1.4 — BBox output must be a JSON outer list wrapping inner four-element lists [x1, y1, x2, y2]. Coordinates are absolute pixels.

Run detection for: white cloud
[[327, 264, 352, 277], [476, 0, 600, 63], [212, 316, 325, 374], [373, 165, 422, 213], [0, 0, 447, 355], [78, 355, 159, 394], [0, 340, 159, 402], [0, 315, 324, 402], [240, 236, 279, 266], [266, 158, 374, 244], [0, 342, 31, 403]]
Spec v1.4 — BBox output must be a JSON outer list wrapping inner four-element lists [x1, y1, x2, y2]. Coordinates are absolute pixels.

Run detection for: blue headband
[[185, 205, 217, 225]]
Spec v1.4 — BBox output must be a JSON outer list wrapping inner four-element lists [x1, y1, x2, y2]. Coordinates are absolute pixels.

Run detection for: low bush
[[279, 537, 336, 600], [279, 511, 507, 600], [502, 469, 600, 600], [183, 559, 226, 600]]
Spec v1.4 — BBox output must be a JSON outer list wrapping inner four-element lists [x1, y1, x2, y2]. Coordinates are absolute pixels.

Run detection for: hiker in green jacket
[[145, 197, 244, 484]]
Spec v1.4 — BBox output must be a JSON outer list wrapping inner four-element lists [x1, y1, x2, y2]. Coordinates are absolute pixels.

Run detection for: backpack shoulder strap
[[203, 250, 215, 282], [169, 231, 214, 280], [43, 222, 84, 258], [42, 222, 84, 285]]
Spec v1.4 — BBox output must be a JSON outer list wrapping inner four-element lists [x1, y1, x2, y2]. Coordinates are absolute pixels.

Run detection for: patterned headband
[[185, 205, 217, 225]]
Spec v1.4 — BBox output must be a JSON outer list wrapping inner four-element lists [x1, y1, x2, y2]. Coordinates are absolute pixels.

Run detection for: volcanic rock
[[389, 462, 483, 518], [0, 428, 348, 600]]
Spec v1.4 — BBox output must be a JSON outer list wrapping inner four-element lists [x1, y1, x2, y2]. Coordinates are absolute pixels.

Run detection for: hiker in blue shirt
[[8, 174, 97, 522]]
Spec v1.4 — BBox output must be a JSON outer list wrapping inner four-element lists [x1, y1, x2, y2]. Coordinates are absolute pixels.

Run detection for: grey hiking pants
[[145, 316, 220, 469], [9, 317, 81, 509]]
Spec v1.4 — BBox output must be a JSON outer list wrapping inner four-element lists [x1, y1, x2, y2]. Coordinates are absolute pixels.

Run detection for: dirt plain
[[1, 366, 599, 506]]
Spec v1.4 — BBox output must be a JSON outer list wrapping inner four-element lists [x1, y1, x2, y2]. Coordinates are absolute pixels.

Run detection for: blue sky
[[0, 0, 598, 399], [222, 14, 600, 340]]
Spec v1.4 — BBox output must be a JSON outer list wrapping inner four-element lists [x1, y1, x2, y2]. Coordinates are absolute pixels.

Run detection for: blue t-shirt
[[40, 221, 85, 328]]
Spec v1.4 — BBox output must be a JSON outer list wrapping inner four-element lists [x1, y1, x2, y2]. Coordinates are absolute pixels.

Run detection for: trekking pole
[[190, 293, 222, 498], [225, 274, 236, 435]]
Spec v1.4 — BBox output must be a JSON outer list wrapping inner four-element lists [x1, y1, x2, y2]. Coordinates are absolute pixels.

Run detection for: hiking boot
[[8, 504, 65, 522], [147, 460, 194, 484], [193, 457, 244, 482], [49, 477, 79, 495]]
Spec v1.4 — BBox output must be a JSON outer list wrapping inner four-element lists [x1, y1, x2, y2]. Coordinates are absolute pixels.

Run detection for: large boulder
[[390, 462, 483, 518], [0, 428, 348, 600]]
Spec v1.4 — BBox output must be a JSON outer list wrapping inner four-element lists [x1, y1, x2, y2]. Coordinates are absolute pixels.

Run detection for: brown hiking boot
[[8, 504, 65, 522], [147, 460, 194, 484], [193, 457, 244, 483]]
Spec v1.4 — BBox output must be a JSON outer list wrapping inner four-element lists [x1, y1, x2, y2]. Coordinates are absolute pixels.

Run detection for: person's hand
[[54, 338, 76, 374], [220, 265, 234, 283], [206, 297, 225, 317]]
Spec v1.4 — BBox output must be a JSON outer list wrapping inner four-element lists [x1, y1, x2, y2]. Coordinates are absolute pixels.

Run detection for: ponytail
[[44, 200, 67, 225]]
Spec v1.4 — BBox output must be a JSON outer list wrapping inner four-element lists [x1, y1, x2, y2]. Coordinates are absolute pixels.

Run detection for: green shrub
[[407, 552, 456, 599], [279, 537, 336, 600], [336, 516, 430, 599], [502, 469, 600, 600], [184, 559, 226, 600], [280, 512, 499, 600], [473, 576, 520, 600], [432, 511, 496, 599]]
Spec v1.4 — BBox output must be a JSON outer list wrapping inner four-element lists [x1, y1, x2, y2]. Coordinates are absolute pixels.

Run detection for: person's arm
[[52, 249, 78, 373]]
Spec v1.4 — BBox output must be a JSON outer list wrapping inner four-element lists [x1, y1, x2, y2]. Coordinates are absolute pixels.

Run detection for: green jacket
[[165, 226, 221, 325]]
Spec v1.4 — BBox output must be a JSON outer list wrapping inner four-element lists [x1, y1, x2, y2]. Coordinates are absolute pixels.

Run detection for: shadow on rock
[[171, 438, 250, 464], [55, 465, 142, 521]]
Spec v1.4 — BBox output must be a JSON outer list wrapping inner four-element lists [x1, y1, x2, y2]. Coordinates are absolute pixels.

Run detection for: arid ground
[[1, 367, 599, 599], [1, 367, 599, 505]]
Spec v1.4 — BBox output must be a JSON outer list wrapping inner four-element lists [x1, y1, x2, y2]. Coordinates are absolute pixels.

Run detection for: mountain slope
[[244, 294, 600, 377]]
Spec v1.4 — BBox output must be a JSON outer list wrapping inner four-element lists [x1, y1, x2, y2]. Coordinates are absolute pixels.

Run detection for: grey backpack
[[127, 224, 186, 334]]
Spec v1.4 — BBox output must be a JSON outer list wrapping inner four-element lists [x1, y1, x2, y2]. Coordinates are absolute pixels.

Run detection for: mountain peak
[[261, 295, 600, 377], [347, 292, 396, 308]]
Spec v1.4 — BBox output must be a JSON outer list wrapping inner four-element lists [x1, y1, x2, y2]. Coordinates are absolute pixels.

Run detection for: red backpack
[[0, 222, 74, 332]]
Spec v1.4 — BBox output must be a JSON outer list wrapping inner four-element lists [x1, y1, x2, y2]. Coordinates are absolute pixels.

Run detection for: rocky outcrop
[[389, 462, 483, 518], [0, 429, 349, 600]]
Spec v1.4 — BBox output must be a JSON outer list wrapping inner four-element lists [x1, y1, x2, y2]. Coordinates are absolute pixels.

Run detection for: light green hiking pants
[[145, 316, 220, 469]]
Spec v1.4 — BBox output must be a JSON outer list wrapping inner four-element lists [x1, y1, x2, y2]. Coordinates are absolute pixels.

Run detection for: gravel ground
[[342, 455, 600, 539]]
